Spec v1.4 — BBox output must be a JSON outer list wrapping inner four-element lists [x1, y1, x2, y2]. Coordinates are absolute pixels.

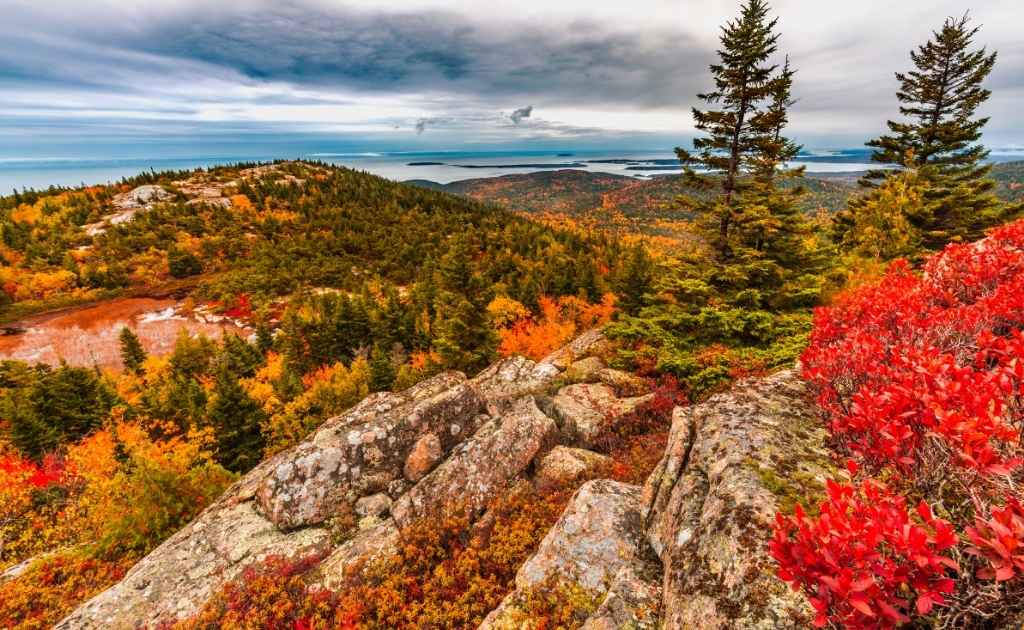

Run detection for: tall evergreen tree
[[4, 364, 116, 459], [368, 343, 396, 393], [674, 0, 820, 307], [219, 334, 263, 378], [433, 235, 497, 373], [118, 327, 147, 374], [842, 14, 1017, 250], [255, 322, 275, 355], [614, 244, 654, 316], [207, 361, 266, 473], [862, 14, 995, 180], [676, 0, 790, 261]]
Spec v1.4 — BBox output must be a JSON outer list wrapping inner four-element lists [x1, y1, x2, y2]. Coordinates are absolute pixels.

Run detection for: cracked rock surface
[[256, 371, 483, 530], [392, 395, 556, 528], [642, 369, 829, 629], [480, 479, 659, 629]]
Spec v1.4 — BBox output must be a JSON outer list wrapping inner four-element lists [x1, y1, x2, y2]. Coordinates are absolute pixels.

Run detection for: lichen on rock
[[255, 371, 483, 530], [54, 328, 832, 630], [642, 368, 829, 629], [392, 395, 557, 528], [551, 382, 653, 448], [481, 479, 659, 629]]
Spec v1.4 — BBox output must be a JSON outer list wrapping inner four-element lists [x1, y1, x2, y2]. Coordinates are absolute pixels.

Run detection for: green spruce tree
[[606, 0, 826, 396], [841, 14, 1017, 250], [118, 326, 147, 374], [369, 343, 396, 392], [167, 246, 203, 278], [675, 1, 820, 306], [5, 364, 116, 459], [614, 244, 654, 316], [432, 235, 497, 373], [207, 360, 266, 473], [255, 322, 275, 355], [676, 0, 787, 261]]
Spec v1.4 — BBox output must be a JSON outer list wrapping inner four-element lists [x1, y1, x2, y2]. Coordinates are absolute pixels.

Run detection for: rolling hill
[[412, 161, 1024, 224]]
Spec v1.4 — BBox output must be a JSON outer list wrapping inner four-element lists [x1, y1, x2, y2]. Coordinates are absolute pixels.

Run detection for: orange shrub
[[497, 294, 616, 360], [175, 483, 575, 630]]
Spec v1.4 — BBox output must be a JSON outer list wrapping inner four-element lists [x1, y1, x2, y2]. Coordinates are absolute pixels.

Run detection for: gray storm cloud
[[510, 105, 533, 125], [0, 2, 712, 110], [0, 0, 1022, 146]]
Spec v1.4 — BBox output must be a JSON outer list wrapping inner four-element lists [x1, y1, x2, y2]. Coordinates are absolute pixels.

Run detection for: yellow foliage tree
[[66, 422, 234, 555], [841, 168, 926, 261], [25, 270, 77, 299], [263, 357, 370, 456], [486, 296, 531, 328]]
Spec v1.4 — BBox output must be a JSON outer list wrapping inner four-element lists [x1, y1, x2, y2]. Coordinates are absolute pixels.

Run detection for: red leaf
[[850, 597, 875, 617]]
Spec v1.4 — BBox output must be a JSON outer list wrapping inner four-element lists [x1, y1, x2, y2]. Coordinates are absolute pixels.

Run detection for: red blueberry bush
[[772, 220, 1024, 627], [966, 497, 1024, 583], [771, 475, 958, 628]]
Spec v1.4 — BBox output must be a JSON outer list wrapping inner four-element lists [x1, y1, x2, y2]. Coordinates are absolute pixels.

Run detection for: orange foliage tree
[[493, 294, 616, 360]]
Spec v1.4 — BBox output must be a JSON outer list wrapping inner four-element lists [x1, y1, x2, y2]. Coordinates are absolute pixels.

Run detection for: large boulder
[[581, 562, 662, 630], [114, 184, 173, 209], [593, 367, 650, 397], [533, 446, 610, 488], [53, 331, 618, 629], [563, 356, 649, 397], [255, 371, 483, 530], [470, 354, 560, 409], [55, 500, 330, 629], [480, 480, 659, 629], [551, 383, 653, 448], [392, 396, 556, 528], [642, 369, 831, 629], [539, 328, 609, 369], [55, 370, 484, 629], [563, 356, 606, 383]]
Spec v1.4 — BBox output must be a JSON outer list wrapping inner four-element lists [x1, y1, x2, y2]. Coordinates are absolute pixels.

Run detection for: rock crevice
[[641, 368, 831, 630]]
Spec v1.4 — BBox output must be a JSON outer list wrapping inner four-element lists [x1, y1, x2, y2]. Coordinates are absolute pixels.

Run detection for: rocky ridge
[[58, 330, 829, 629]]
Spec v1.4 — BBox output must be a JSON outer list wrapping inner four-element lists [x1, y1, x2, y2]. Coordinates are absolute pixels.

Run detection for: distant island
[[456, 162, 586, 169]]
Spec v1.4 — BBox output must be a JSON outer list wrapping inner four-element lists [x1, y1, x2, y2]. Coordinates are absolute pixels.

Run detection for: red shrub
[[172, 553, 328, 630], [777, 220, 1024, 627], [224, 294, 253, 319], [801, 220, 1024, 474], [0, 451, 65, 491], [771, 478, 958, 628], [965, 497, 1024, 582]]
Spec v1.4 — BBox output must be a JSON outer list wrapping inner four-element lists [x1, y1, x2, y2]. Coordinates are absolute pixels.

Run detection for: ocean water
[[1, 148, 1021, 192]]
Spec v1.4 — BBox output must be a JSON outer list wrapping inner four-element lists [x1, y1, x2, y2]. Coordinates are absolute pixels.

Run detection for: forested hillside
[[0, 162, 631, 626], [0, 162, 620, 321], [416, 162, 1024, 247]]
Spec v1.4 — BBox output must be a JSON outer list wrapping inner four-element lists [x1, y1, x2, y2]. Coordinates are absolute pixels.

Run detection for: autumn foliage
[[771, 475, 958, 628], [773, 219, 1024, 627], [174, 484, 575, 630], [0, 423, 233, 628], [966, 497, 1024, 583], [493, 293, 616, 360]]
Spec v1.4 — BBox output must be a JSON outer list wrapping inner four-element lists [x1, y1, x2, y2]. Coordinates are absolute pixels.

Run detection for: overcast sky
[[2, 0, 1023, 154]]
